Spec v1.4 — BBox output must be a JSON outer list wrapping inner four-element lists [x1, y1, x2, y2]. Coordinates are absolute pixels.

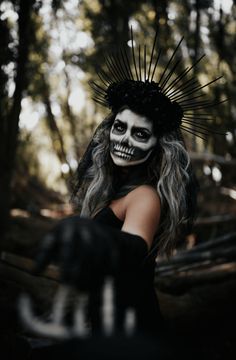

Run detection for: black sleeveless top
[[94, 206, 164, 334], [94, 207, 123, 229]]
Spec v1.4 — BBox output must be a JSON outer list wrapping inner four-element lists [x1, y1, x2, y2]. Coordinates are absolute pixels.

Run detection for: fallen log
[[154, 231, 236, 345], [0, 251, 59, 281], [195, 214, 236, 226], [156, 232, 236, 275], [1, 247, 236, 360]]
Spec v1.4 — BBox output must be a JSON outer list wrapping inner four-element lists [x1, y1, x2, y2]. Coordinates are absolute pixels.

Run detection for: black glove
[[33, 216, 148, 291]]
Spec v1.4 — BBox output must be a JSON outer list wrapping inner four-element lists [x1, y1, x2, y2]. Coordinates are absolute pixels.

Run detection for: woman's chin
[[111, 153, 137, 167], [110, 152, 151, 167]]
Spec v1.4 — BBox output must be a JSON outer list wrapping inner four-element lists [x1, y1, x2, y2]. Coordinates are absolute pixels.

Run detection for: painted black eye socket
[[113, 122, 126, 132], [135, 130, 150, 140]]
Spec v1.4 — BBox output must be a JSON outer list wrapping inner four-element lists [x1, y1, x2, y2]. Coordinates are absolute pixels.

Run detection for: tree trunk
[[63, 65, 81, 158], [0, 0, 34, 245], [42, 74, 73, 183], [151, 0, 170, 46]]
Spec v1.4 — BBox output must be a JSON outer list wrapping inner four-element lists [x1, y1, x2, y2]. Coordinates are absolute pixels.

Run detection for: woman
[[21, 31, 220, 341], [70, 101, 195, 334], [75, 105, 194, 254]]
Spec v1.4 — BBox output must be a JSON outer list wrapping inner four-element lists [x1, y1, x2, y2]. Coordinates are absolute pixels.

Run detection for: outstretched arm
[[121, 185, 161, 250], [19, 185, 161, 338]]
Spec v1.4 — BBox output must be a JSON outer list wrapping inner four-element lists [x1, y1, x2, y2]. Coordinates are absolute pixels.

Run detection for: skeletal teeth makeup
[[114, 144, 134, 155], [110, 109, 157, 167]]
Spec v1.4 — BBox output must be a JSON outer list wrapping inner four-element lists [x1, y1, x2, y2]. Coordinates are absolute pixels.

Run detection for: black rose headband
[[90, 28, 226, 139]]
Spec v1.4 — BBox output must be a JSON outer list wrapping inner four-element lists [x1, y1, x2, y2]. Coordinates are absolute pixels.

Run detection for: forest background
[[0, 0, 236, 253], [0, 0, 236, 357]]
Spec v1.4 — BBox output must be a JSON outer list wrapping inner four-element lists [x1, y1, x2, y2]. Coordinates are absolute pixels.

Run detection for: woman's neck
[[112, 163, 150, 199]]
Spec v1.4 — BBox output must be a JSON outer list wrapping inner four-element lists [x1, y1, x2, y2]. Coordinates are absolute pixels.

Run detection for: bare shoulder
[[122, 185, 161, 248], [125, 185, 160, 208]]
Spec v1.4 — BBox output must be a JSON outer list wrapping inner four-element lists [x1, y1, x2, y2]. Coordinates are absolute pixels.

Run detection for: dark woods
[[0, 0, 236, 241], [0, 0, 236, 359]]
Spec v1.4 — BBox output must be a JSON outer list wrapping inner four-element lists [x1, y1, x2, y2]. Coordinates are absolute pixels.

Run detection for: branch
[[190, 151, 236, 166], [156, 232, 236, 274]]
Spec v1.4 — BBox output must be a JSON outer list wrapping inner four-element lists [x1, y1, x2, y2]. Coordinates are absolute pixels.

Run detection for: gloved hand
[[19, 216, 148, 339], [33, 215, 148, 291]]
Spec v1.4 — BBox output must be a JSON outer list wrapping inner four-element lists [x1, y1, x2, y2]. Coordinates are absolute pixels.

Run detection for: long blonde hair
[[73, 112, 196, 256]]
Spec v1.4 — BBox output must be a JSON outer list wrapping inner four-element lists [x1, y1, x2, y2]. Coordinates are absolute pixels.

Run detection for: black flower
[[105, 80, 183, 136]]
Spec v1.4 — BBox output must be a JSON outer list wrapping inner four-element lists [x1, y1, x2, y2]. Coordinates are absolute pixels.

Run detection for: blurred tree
[[0, 0, 69, 242], [150, 0, 171, 45], [208, 2, 236, 188], [0, 0, 36, 243], [210, 3, 236, 156], [26, 4, 74, 181], [78, 0, 145, 78], [0, 0, 235, 245]]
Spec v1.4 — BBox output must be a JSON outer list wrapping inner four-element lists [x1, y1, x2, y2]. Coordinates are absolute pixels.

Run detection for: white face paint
[[109, 109, 157, 167]]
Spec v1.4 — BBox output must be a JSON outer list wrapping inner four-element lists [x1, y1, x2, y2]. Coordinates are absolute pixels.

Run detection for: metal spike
[[150, 48, 162, 81], [93, 94, 107, 103], [110, 53, 127, 81], [163, 66, 190, 94], [181, 100, 215, 108], [147, 28, 158, 81], [114, 50, 130, 79], [181, 125, 212, 136], [91, 89, 106, 99], [184, 113, 212, 122], [121, 45, 134, 80], [96, 72, 110, 87], [105, 56, 122, 82], [144, 44, 147, 81], [180, 125, 208, 141], [160, 58, 181, 90], [181, 100, 221, 110], [171, 76, 222, 102], [115, 51, 130, 79], [163, 54, 205, 95], [182, 119, 224, 134], [167, 77, 199, 100], [183, 115, 214, 122], [90, 90, 107, 102], [177, 93, 206, 104], [89, 80, 106, 92], [138, 45, 142, 81], [99, 69, 113, 85], [90, 82, 107, 95], [183, 112, 215, 117], [159, 36, 184, 86], [92, 97, 107, 107], [106, 54, 124, 81], [130, 26, 139, 80]]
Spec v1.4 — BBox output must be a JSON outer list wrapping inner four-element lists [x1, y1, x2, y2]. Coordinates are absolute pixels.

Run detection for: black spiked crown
[[90, 27, 225, 139]]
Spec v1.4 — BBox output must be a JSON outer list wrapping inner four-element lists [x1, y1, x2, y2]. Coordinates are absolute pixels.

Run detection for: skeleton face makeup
[[110, 109, 157, 167]]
